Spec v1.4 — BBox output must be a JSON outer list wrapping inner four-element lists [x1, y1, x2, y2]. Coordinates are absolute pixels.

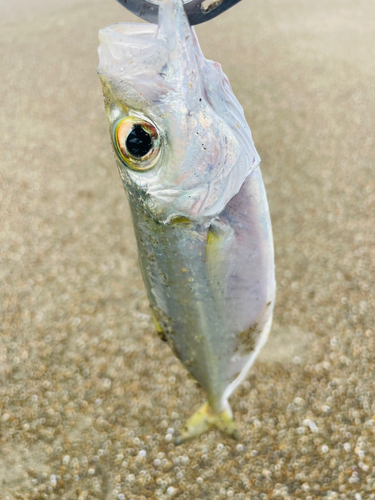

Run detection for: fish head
[[98, 0, 259, 223]]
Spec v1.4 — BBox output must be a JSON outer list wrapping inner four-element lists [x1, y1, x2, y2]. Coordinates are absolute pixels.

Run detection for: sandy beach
[[1, 0, 375, 498]]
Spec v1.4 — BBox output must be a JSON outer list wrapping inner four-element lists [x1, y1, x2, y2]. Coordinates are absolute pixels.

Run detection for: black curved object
[[117, 0, 242, 26]]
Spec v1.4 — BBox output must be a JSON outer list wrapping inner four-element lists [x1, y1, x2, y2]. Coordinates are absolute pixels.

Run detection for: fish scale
[[128, 198, 227, 410]]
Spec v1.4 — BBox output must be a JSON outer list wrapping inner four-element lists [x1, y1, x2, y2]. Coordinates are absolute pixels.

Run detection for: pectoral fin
[[206, 221, 235, 309]]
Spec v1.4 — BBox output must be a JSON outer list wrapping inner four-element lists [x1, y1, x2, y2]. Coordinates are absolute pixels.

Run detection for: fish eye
[[113, 116, 161, 171]]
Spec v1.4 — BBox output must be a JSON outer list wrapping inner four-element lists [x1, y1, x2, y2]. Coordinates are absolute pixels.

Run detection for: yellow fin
[[152, 312, 163, 333], [170, 216, 192, 226], [175, 402, 238, 445], [152, 312, 167, 342]]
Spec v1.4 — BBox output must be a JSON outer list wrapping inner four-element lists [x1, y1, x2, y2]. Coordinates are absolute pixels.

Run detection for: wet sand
[[1, 0, 375, 498]]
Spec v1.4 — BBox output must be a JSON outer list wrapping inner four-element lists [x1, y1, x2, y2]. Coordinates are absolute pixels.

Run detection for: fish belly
[[127, 166, 275, 412]]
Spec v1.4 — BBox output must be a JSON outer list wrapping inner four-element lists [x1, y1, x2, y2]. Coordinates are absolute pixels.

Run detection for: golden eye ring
[[113, 115, 161, 171]]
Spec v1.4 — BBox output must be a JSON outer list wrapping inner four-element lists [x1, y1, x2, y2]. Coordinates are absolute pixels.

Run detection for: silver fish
[[98, 0, 275, 443]]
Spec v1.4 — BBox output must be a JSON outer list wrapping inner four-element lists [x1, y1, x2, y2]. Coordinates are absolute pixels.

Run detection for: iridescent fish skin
[[98, 0, 275, 441]]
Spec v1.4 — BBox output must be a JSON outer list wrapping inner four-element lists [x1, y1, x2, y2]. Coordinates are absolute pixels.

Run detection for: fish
[[97, 0, 276, 443]]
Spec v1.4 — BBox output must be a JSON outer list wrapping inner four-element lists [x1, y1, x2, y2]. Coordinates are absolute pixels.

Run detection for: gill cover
[[98, 0, 260, 223]]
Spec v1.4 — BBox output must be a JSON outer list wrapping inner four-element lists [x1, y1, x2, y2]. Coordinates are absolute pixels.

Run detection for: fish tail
[[175, 401, 238, 445]]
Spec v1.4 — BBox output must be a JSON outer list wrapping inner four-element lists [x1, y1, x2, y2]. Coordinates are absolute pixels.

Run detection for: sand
[[1, 0, 375, 498]]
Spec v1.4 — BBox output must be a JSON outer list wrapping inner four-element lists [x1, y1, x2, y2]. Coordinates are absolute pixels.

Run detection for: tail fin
[[175, 402, 239, 445]]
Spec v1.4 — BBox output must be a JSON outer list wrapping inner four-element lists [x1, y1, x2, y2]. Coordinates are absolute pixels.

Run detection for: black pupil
[[126, 126, 153, 158]]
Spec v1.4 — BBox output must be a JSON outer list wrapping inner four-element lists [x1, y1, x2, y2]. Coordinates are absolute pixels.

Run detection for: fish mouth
[[97, 22, 160, 79]]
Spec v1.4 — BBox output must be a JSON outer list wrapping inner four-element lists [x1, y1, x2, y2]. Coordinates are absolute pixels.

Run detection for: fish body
[[98, 0, 275, 441]]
